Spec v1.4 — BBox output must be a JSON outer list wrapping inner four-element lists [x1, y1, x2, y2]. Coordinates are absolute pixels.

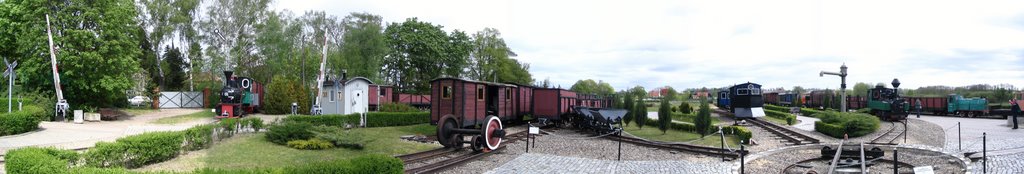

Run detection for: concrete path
[[791, 115, 819, 131], [915, 114, 1024, 173], [487, 153, 730, 174], [0, 109, 210, 155]]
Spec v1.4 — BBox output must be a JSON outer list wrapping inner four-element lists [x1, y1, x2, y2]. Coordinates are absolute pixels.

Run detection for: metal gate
[[159, 91, 204, 108]]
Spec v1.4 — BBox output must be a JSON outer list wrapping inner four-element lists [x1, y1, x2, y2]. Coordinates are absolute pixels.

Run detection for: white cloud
[[274, 0, 1024, 91]]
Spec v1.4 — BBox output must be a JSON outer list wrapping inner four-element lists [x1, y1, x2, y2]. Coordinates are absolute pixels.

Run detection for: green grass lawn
[[622, 123, 740, 148], [200, 124, 438, 169], [150, 111, 215, 124], [670, 113, 720, 125], [761, 115, 796, 125]]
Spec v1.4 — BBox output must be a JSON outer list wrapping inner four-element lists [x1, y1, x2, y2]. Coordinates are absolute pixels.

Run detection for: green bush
[[84, 131, 184, 168], [241, 117, 264, 132], [800, 107, 824, 117], [183, 124, 216, 151], [286, 138, 336, 150], [812, 111, 880, 138], [764, 104, 789, 113], [283, 114, 354, 127], [678, 102, 692, 114], [283, 112, 429, 128], [378, 103, 419, 112], [765, 110, 797, 125], [722, 126, 752, 144], [311, 126, 372, 150], [0, 110, 42, 136], [5, 147, 77, 174], [347, 154, 404, 174], [266, 121, 314, 145]]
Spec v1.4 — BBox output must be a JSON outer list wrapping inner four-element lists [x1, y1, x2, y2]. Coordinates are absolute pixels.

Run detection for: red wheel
[[482, 116, 504, 150]]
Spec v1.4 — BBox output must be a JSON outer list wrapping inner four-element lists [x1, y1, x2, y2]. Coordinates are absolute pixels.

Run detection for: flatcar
[[729, 82, 766, 119], [216, 71, 263, 118], [866, 80, 909, 121]]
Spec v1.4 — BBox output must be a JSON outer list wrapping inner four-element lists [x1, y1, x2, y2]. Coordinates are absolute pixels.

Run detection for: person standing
[[915, 99, 922, 118], [1012, 100, 1020, 129]]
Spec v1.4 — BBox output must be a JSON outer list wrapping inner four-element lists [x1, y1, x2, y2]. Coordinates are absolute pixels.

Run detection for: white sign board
[[529, 127, 540, 134], [913, 166, 934, 174]]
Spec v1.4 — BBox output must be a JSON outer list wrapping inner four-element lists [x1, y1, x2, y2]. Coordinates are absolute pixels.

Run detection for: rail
[[869, 121, 906, 145], [402, 131, 530, 174], [607, 135, 747, 160], [748, 119, 820, 145]]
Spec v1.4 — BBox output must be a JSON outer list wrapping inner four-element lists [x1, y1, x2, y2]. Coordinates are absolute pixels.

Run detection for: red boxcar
[[763, 92, 780, 105], [368, 85, 394, 110], [532, 88, 580, 121], [430, 78, 517, 127], [511, 84, 534, 118], [846, 96, 867, 110]]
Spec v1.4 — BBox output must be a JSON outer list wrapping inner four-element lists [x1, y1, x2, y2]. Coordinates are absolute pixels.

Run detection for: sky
[[273, 0, 1024, 91]]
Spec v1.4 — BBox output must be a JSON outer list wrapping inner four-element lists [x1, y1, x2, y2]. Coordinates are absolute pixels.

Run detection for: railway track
[[869, 121, 906, 145], [608, 135, 747, 160], [402, 131, 531, 174], [747, 118, 820, 145]]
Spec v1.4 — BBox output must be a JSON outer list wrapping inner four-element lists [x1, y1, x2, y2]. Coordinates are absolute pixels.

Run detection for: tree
[[623, 93, 634, 126], [0, 0, 142, 108], [383, 18, 471, 94], [263, 75, 311, 114], [665, 87, 679, 101], [571, 79, 615, 96], [695, 96, 712, 138], [466, 28, 531, 85], [853, 82, 870, 97], [635, 99, 647, 129], [658, 97, 671, 134], [163, 46, 187, 90], [337, 12, 386, 82], [199, 0, 272, 80], [679, 102, 692, 114]]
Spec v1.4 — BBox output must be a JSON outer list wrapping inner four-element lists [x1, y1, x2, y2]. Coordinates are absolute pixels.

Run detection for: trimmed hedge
[[642, 117, 716, 134], [282, 112, 429, 128], [0, 105, 48, 136], [5, 147, 77, 174], [378, 103, 419, 112], [183, 124, 216, 151], [287, 138, 335, 150], [84, 131, 184, 168], [764, 110, 797, 125], [812, 111, 880, 138], [800, 107, 824, 117], [266, 121, 315, 145], [722, 126, 752, 144], [763, 104, 789, 113]]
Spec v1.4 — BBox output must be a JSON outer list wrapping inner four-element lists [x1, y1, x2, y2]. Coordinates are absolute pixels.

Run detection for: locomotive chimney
[[223, 71, 234, 86]]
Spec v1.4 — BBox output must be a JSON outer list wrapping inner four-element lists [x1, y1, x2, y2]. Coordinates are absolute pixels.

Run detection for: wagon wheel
[[482, 116, 504, 151], [437, 115, 460, 148]]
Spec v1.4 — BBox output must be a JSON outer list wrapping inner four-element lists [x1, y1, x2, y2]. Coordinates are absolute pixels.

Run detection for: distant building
[[649, 86, 674, 98], [692, 91, 710, 99]]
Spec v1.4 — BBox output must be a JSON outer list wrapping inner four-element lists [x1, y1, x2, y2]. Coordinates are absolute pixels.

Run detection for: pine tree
[[635, 99, 646, 129], [623, 94, 634, 126], [695, 96, 713, 138], [658, 97, 671, 134]]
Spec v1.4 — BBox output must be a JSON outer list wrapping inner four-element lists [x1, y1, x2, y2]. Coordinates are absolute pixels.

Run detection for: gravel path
[[439, 128, 731, 174]]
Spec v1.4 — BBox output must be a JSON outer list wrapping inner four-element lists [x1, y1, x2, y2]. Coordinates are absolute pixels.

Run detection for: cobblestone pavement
[[916, 115, 1024, 173], [487, 153, 731, 174], [439, 128, 732, 174]]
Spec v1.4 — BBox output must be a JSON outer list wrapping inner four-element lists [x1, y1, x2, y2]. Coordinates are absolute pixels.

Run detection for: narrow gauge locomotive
[[866, 80, 909, 121], [430, 78, 616, 151], [904, 94, 990, 117], [216, 71, 264, 118], [729, 82, 766, 120]]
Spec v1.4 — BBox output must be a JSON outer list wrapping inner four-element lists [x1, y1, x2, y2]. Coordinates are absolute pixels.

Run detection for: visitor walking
[[1012, 100, 1020, 129], [915, 99, 922, 118]]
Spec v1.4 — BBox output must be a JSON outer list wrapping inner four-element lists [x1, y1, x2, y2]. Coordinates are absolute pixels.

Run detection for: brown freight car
[[763, 92, 780, 105], [430, 78, 514, 151], [903, 97, 948, 115], [532, 88, 579, 121], [368, 85, 394, 111]]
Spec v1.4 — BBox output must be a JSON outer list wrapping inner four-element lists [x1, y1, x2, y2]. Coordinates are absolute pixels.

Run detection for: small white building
[[319, 77, 373, 115]]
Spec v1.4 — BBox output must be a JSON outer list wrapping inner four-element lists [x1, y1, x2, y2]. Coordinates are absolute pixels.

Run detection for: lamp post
[[820, 64, 848, 112]]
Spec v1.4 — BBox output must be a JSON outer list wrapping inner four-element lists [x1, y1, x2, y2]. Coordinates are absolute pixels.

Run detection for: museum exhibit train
[[430, 78, 617, 151], [716, 89, 730, 109], [728, 82, 765, 119], [216, 71, 264, 118], [903, 94, 997, 118], [866, 80, 909, 121]]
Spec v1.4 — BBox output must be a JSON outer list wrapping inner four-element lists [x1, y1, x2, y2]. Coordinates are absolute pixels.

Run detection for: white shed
[[319, 77, 373, 115]]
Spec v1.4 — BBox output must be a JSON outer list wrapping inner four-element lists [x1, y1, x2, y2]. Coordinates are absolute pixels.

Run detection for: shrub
[[5, 147, 77, 174], [365, 112, 429, 127], [283, 114, 354, 127], [286, 138, 336, 150], [800, 107, 824, 117], [657, 98, 672, 134], [0, 110, 42, 136], [347, 154, 404, 174], [311, 126, 373, 150], [678, 102, 692, 114], [764, 104, 789, 113], [812, 111, 880, 138], [623, 94, 634, 126], [263, 75, 312, 115], [378, 103, 418, 112], [694, 97, 712, 137], [84, 131, 184, 168], [266, 121, 314, 145], [722, 126, 752, 144], [183, 124, 216, 151], [241, 117, 265, 132], [634, 100, 646, 129], [765, 110, 797, 125]]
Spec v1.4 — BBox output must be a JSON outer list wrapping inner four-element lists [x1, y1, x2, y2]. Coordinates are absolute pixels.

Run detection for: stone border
[[730, 143, 971, 174]]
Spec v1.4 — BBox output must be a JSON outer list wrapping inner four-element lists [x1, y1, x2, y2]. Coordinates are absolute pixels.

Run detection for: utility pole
[[820, 64, 848, 112]]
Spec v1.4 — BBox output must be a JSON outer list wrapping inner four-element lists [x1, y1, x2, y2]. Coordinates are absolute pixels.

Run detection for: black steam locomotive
[[215, 71, 264, 118]]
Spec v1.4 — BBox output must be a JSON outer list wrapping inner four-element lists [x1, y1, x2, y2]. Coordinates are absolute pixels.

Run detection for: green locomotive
[[867, 79, 909, 121]]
